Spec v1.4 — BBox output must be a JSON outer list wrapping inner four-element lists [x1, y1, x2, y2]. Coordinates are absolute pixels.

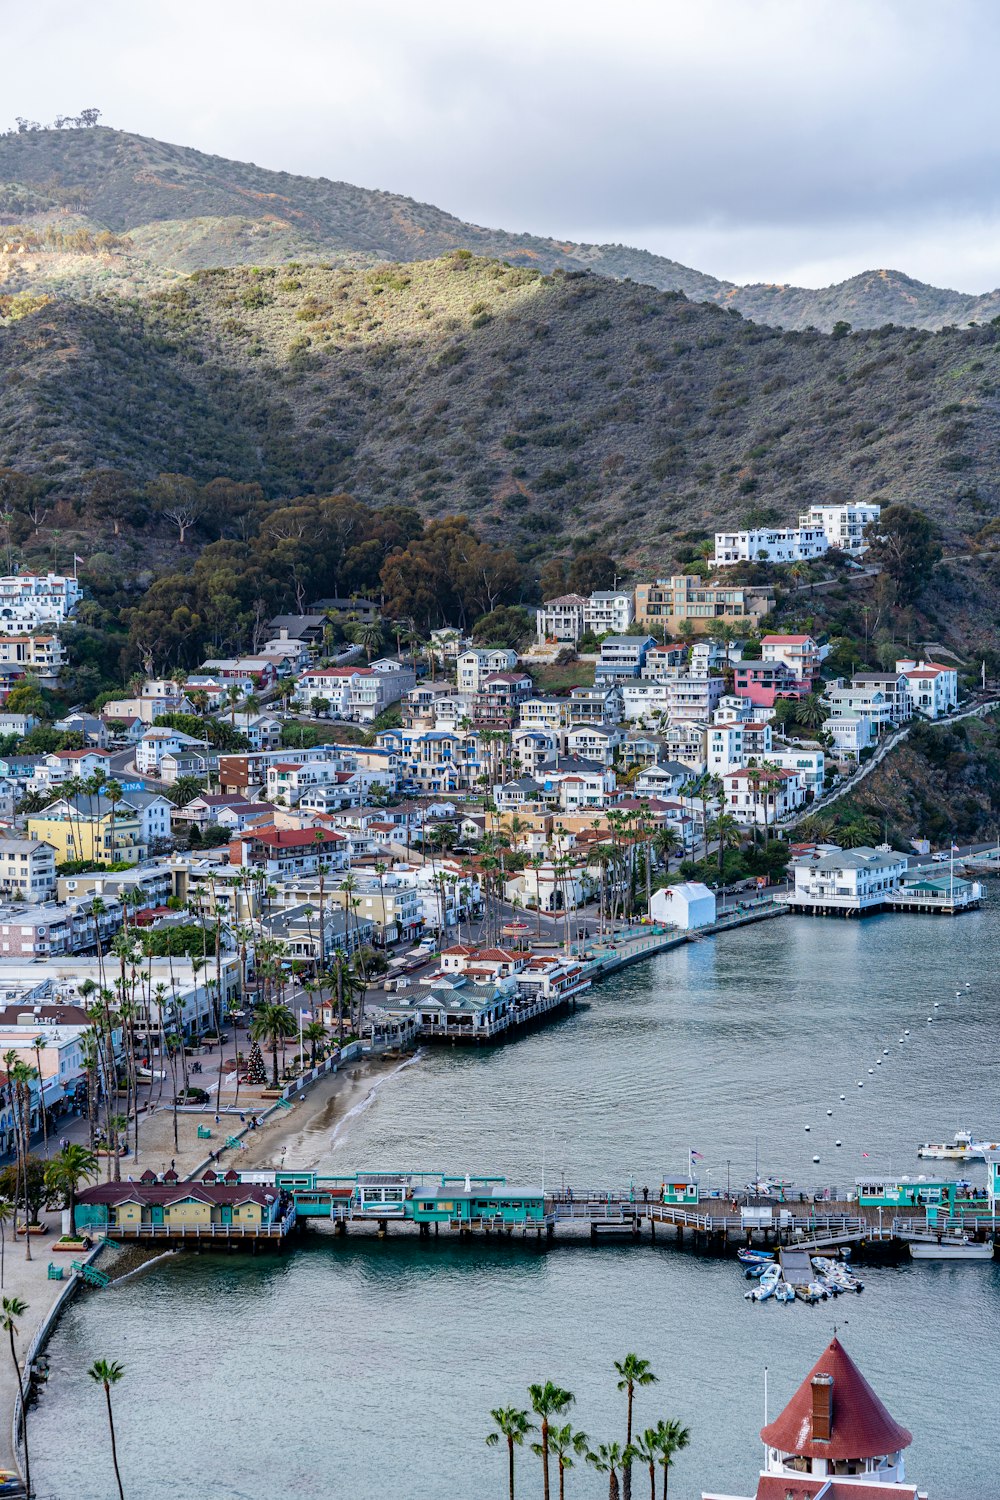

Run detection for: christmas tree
[[245, 1041, 267, 1085]]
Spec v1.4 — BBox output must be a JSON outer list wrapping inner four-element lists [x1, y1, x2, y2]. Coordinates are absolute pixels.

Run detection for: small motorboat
[[745, 1264, 782, 1302], [737, 1248, 774, 1265], [773, 1280, 795, 1303]]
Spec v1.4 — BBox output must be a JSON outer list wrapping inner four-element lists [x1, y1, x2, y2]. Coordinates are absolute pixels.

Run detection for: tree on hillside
[[567, 551, 618, 595], [147, 473, 205, 545], [472, 606, 533, 650], [865, 504, 941, 607]]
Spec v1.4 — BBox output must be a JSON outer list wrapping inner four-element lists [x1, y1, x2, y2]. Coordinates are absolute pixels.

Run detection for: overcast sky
[[13, 0, 1000, 290]]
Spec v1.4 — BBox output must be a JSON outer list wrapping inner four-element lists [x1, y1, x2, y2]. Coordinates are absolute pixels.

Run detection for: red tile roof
[[760, 1339, 912, 1461], [761, 634, 814, 644], [238, 827, 344, 849]]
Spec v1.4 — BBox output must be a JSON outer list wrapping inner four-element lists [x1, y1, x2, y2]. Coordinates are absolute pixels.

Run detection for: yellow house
[[28, 792, 146, 867], [74, 1175, 287, 1236]]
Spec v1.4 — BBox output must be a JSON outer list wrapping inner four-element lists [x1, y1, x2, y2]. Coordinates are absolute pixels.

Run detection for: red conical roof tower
[[761, 1337, 912, 1462]]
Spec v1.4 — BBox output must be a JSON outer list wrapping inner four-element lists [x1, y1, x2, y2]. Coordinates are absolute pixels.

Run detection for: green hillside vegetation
[[3, 253, 1000, 575], [3, 126, 1000, 331]]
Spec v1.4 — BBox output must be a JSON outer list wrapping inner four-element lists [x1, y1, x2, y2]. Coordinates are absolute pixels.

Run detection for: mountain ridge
[[2, 126, 1000, 331]]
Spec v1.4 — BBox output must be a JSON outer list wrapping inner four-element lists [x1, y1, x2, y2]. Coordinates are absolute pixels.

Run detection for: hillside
[[834, 713, 1000, 845], [3, 127, 1000, 331], [3, 254, 1000, 577]]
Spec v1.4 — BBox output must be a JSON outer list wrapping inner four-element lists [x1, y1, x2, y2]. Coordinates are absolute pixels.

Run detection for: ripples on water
[[32, 908, 1000, 1499]]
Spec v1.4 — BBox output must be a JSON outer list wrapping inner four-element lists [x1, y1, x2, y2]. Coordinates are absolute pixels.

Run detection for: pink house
[[733, 662, 805, 708]]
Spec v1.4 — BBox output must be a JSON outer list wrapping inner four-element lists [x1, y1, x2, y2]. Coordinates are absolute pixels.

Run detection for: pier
[[138, 1169, 992, 1259]]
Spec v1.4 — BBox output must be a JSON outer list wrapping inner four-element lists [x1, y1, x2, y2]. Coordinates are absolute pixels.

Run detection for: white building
[[826, 714, 876, 759], [649, 882, 716, 930], [0, 838, 56, 902], [800, 501, 881, 555], [457, 648, 519, 693], [895, 659, 959, 720], [583, 590, 635, 637], [0, 572, 82, 630], [665, 674, 725, 721], [786, 845, 908, 914], [713, 526, 828, 567], [706, 721, 772, 777], [535, 594, 587, 645], [769, 747, 825, 800], [724, 766, 806, 825], [136, 727, 210, 776]]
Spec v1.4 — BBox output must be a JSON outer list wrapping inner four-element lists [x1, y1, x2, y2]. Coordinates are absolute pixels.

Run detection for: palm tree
[[652, 1419, 690, 1500], [486, 1405, 534, 1500], [706, 811, 742, 880], [528, 1382, 574, 1500], [587, 1441, 626, 1500], [89, 1358, 126, 1500], [30, 1036, 47, 1158], [797, 693, 828, 731], [44, 1144, 99, 1231], [543, 1424, 589, 1500], [839, 816, 880, 848], [628, 1429, 660, 1500], [302, 1020, 327, 1066], [614, 1355, 658, 1500], [0, 1199, 11, 1289], [249, 1002, 297, 1087], [2, 1296, 30, 1498], [358, 621, 384, 662], [652, 826, 680, 873]]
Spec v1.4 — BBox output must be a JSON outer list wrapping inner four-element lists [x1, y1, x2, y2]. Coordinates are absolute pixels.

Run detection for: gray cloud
[[14, 0, 1000, 289]]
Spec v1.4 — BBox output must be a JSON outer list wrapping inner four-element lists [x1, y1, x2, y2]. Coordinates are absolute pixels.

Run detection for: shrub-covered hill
[[4, 255, 1000, 567], [4, 127, 1000, 331]]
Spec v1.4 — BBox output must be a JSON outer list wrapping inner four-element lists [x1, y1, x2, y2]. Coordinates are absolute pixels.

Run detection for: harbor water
[[32, 907, 1000, 1499]]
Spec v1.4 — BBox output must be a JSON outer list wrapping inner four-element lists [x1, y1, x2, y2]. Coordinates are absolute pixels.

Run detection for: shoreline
[[6, 912, 782, 1486]]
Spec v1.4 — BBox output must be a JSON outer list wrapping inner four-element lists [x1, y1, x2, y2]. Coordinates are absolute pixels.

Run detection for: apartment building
[[0, 634, 65, 685], [799, 502, 881, 554], [634, 576, 775, 634], [665, 674, 725, 721], [535, 594, 587, 645], [457, 648, 519, 693], [0, 572, 82, 630], [713, 525, 828, 567], [723, 765, 806, 824], [0, 839, 56, 902], [594, 636, 656, 682], [28, 794, 146, 866], [583, 590, 635, 636]]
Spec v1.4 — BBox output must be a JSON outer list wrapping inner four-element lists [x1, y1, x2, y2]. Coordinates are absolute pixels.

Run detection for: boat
[[744, 1264, 782, 1302], [737, 1248, 774, 1265], [909, 1236, 994, 1260], [812, 1256, 864, 1292], [916, 1130, 1000, 1161], [773, 1280, 795, 1303]]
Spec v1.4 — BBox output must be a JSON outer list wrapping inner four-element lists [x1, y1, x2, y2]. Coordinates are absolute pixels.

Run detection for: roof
[[77, 1182, 278, 1207], [760, 1338, 911, 1461], [542, 593, 587, 607], [239, 827, 344, 849], [796, 846, 904, 872], [761, 634, 815, 644]]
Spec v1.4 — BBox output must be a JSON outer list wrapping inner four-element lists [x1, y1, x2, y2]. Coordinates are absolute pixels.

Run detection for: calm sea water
[[32, 906, 1000, 1500]]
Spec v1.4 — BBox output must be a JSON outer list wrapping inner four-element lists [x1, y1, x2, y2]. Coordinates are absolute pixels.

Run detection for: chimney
[[811, 1372, 834, 1442]]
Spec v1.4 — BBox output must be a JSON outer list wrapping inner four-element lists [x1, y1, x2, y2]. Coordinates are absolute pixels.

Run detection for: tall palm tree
[[486, 1405, 534, 1500], [358, 621, 384, 662], [0, 1199, 11, 1290], [706, 811, 742, 880], [2, 1296, 30, 1498], [89, 1358, 126, 1500], [528, 1382, 574, 1500], [628, 1429, 660, 1500], [652, 1419, 690, 1500], [614, 1355, 658, 1500], [543, 1423, 589, 1500], [587, 1441, 625, 1500], [30, 1036, 47, 1158], [249, 1002, 297, 1088]]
